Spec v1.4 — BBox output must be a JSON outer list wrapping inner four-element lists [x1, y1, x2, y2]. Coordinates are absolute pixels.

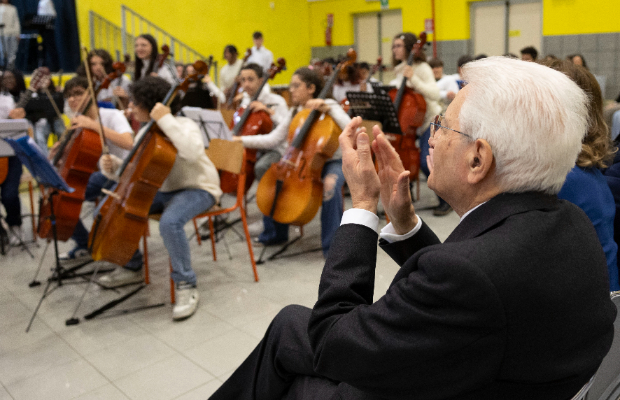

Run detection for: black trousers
[[209, 305, 339, 400]]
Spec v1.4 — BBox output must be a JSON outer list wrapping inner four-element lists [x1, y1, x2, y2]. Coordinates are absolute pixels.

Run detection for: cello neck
[[232, 77, 270, 136], [118, 81, 181, 176], [393, 50, 416, 112]]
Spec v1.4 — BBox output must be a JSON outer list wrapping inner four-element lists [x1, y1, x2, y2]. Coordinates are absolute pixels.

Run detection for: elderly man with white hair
[[209, 57, 616, 400]]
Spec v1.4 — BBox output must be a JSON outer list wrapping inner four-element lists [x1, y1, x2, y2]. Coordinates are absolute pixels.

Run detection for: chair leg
[[208, 216, 217, 261], [193, 218, 202, 246], [143, 225, 150, 285], [28, 181, 37, 240], [169, 260, 175, 304], [239, 208, 259, 282]]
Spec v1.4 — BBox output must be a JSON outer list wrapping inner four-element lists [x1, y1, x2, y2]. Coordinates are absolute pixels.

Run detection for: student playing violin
[[239, 67, 350, 256], [133, 34, 176, 85], [97, 76, 222, 321]]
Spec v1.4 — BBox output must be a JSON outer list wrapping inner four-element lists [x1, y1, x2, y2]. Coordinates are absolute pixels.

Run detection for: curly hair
[[542, 59, 615, 168], [129, 76, 181, 115]]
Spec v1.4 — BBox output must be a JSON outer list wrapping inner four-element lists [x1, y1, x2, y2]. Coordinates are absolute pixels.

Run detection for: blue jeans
[[34, 118, 66, 156], [260, 159, 345, 257], [129, 189, 215, 286], [72, 172, 115, 248], [1, 156, 23, 227]]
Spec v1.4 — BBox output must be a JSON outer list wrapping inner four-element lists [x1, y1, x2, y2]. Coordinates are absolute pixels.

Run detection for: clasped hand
[[339, 116, 418, 235]]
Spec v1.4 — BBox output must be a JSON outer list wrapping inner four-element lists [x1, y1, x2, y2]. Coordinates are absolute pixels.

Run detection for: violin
[[37, 62, 124, 241], [88, 60, 209, 267], [386, 32, 428, 180], [255, 49, 355, 226], [225, 48, 252, 109], [220, 58, 286, 194]]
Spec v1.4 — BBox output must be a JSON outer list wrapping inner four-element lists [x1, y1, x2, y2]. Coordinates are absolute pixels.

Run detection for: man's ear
[[466, 139, 494, 184]]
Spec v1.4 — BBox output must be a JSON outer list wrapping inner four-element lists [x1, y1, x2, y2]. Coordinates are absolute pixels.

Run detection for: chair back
[[206, 139, 244, 174], [586, 293, 620, 400]]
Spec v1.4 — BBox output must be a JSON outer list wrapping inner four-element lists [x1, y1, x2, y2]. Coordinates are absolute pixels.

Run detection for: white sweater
[[241, 99, 350, 160], [390, 61, 441, 134], [0, 4, 20, 37], [102, 114, 222, 202]]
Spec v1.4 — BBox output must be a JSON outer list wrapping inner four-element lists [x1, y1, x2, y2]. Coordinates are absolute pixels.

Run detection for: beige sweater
[[102, 114, 222, 203]]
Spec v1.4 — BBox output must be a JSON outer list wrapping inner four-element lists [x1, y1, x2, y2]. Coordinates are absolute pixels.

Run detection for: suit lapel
[[444, 192, 559, 243]]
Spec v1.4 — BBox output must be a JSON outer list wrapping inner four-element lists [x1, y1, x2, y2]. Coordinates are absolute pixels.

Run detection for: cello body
[[0, 157, 8, 184], [37, 129, 102, 241], [220, 108, 273, 193], [386, 87, 426, 179], [89, 129, 177, 266], [256, 109, 341, 225]]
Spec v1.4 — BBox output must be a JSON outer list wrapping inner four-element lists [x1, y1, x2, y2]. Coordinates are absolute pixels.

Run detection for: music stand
[[3, 135, 75, 332], [0, 120, 38, 256], [181, 107, 233, 147], [346, 87, 402, 134]]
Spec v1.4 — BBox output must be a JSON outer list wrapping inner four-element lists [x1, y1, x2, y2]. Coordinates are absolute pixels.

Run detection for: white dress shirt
[[246, 45, 274, 74]]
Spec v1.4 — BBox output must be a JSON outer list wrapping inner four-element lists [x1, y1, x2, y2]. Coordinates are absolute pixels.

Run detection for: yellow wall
[[306, 0, 620, 46], [76, 0, 620, 84], [76, 0, 311, 85]]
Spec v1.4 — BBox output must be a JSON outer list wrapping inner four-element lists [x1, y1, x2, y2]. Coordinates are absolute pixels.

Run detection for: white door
[[508, 2, 542, 56], [471, 1, 542, 57], [354, 10, 402, 84], [472, 2, 506, 56]]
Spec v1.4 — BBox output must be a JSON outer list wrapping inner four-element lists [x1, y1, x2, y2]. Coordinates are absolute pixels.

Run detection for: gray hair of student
[[459, 57, 588, 194]]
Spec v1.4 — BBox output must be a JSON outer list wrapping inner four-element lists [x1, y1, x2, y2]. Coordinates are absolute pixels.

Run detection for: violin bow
[[82, 47, 110, 156]]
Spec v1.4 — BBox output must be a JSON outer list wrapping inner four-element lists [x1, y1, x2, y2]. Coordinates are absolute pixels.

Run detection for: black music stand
[[3, 135, 75, 332], [346, 87, 402, 134]]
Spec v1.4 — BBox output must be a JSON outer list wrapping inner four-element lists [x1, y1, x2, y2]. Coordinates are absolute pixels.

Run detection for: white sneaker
[[8, 226, 22, 246], [97, 267, 143, 288], [59, 247, 91, 261], [173, 287, 199, 320]]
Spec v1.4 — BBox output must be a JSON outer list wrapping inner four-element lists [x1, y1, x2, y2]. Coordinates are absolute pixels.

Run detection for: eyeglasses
[[430, 114, 471, 140]]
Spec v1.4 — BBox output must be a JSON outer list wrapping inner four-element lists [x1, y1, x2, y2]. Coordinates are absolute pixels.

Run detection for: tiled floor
[[0, 180, 460, 400]]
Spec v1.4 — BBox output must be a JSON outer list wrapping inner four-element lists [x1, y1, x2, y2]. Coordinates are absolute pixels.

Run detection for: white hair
[[460, 56, 588, 194]]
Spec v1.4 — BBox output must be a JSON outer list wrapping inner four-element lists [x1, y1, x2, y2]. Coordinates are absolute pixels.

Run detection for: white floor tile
[[174, 379, 223, 400], [0, 386, 12, 400], [182, 330, 260, 377], [72, 384, 129, 400], [83, 335, 176, 381], [0, 334, 81, 386], [59, 317, 148, 356], [5, 359, 108, 400], [114, 354, 215, 400]]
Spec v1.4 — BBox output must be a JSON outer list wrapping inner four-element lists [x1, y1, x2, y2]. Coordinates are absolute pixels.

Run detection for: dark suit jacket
[[308, 192, 616, 400]]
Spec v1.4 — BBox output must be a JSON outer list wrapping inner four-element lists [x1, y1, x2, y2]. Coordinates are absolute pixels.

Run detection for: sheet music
[[0, 119, 30, 157], [181, 106, 233, 146]]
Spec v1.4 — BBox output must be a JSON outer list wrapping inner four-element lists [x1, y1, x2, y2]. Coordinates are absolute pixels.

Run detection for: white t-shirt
[[98, 108, 133, 161], [247, 46, 274, 74], [0, 93, 15, 118], [97, 75, 132, 105], [219, 59, 243, 92]]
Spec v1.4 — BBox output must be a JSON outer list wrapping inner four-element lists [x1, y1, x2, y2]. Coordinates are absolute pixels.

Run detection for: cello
[[88, 61, 209, 267], [386, 32, 428, 180], [37, 62, 125, 241], [220, 58, 286, 194], [256, 50, 356, 226]]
